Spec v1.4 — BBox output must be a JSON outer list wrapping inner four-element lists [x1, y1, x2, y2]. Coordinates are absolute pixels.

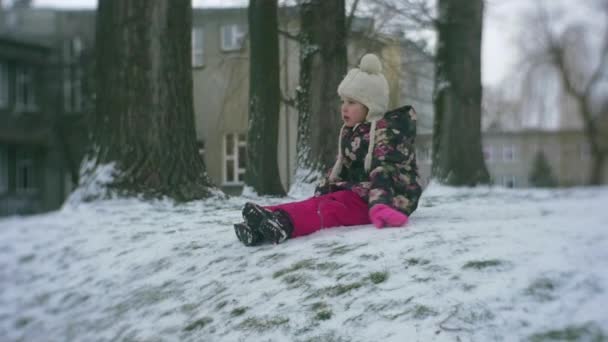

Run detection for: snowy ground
[[1, 184, 607, 342]]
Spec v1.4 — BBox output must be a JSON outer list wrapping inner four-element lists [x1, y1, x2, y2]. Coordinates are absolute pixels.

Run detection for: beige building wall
[[192, 8, 301, 193]]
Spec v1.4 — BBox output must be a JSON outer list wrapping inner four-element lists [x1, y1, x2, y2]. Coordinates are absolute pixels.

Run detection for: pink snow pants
[[266, 190, 371, 238]]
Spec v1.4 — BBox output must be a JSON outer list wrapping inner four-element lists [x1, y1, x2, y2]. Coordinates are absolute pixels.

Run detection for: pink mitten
[[369, 204, 409, 228]]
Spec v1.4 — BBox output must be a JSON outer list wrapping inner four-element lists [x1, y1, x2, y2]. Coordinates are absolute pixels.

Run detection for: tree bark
[[296, 0, 347, 178], [432, 0, 490, 186], [92, 0, 214, 201], [246, 0, 286, 195]]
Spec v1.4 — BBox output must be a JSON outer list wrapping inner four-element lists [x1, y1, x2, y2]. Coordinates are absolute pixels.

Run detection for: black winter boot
[[242, 202, 273, 229], [258, 210, 293, 244], [234, 222, 263, 246]]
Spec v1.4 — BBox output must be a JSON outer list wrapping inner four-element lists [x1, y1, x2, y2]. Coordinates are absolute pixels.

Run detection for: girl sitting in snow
[[234, 53, 423, 246]]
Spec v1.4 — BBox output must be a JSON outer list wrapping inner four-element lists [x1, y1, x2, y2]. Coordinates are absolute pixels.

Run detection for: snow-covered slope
[[1, 184, 607, 341]]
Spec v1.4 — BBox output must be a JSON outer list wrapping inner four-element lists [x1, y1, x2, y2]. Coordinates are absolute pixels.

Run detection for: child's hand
[[369, 204, 409, 228]]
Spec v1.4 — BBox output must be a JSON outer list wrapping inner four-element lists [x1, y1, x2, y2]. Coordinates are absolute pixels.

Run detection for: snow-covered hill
[[1, 184, 607, 341]]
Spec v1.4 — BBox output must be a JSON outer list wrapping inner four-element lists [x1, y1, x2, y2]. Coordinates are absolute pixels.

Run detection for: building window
[[483, 146, 494, 162], [192, 27, 205, 67], [221, 24, 246, 51], [0, 147, 7, 194], [502, 175, 516, 188], [0, 62, 8, 108], [63, 37, 84, 113], [502, 144, 516, 162], [16, 153, 36, 194], [223, 133, 246, 185], [15, 66, 36, 112]]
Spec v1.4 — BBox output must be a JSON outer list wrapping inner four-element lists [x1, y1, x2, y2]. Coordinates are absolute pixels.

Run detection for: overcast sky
[[28, 0, 533, 86]]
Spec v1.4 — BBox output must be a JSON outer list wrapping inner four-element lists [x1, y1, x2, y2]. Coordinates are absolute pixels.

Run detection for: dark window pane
[[238, 172, 245, 183], [238, 146, 246, 168], [225, 134, 233, 155], [226, 160, 234, 182]]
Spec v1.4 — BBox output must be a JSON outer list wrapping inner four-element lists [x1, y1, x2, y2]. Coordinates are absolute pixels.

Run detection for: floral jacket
[[315, 105, 423, 216]]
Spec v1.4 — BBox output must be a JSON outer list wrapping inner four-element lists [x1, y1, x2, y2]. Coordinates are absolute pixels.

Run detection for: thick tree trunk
[[246, 0, 286, 195], [92, 0, 214, 201], [296, 0, 347, 177], [581, 103, 605, 185], [432, 0, 490, 186]]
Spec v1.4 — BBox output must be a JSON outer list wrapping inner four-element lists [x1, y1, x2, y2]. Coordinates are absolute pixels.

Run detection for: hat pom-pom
[[359, 54, 382, 74]]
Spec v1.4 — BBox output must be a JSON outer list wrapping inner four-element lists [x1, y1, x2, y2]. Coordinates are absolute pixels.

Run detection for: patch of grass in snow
[[282, 273, 312, 289], [309, 281, 365, 298], [316, 261, 342, 272], [18, 254, 35, 263], [183, 316, 213, 332], [411, 274, 434, 283], [314, 310, 333, 321], [404, 257, 431, 267], [359, 253, 381, 260], [462, 259, 504, 270], [109, 285, 182, 315], [369, 271, 389, 284], [273, 260, 342, 279], [180, 303, 198, 314], [308, 302, 333, 321], [230, 307, 248, 317], [327, 243, 368, 256], [216, 300, 229, 309], [257, 252, 288, 266], [525, 278, 558, 301], [310, 302, 329, 311], [460, 306, 495, 323], [238, 316, 290, 332], [368, 297, 414, 320], [462, 284, 477, 292], [15, 317, 31, 328], [208, 256, 230, 265], [298, 331, 349, 342], [528, 322, 606, 342], [273, 259, 315, 278], [412, 304, 439, 319]]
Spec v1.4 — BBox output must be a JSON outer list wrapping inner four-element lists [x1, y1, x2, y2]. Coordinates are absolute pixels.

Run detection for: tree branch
[[584, 27, 608, 97], [345, 0, 361, 36], [278, 29, 299, 42]]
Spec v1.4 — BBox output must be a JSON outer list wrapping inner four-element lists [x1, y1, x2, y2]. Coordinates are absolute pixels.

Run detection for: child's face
[[341, 97, 368, 127]]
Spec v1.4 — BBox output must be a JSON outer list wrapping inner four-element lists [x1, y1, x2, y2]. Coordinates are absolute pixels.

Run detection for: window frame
[[15, 66, 36, 112], [16, 153, 36, 195], [502, 175, 516, 188], [220, 24, 245, 52], [192, 27, 205, 68], [483, 145, 494, 162], [222, 133, 246, 185], [63, 37, 83, 113], [502, 144, 516, 162]]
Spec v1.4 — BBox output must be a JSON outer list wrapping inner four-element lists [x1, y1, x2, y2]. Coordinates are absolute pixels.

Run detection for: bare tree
[[88, 0, 215, 201], [432, 0, 490, 186], [520, 1, 608, 185], [246, 0, 286, 195], [295, 0, 348, 181], [360, 0, 436, 52]]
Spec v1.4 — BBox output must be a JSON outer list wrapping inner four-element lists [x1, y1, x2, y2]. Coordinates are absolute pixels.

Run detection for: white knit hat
[[330, 54, 389, 181], [337, 53, 389, 121]]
